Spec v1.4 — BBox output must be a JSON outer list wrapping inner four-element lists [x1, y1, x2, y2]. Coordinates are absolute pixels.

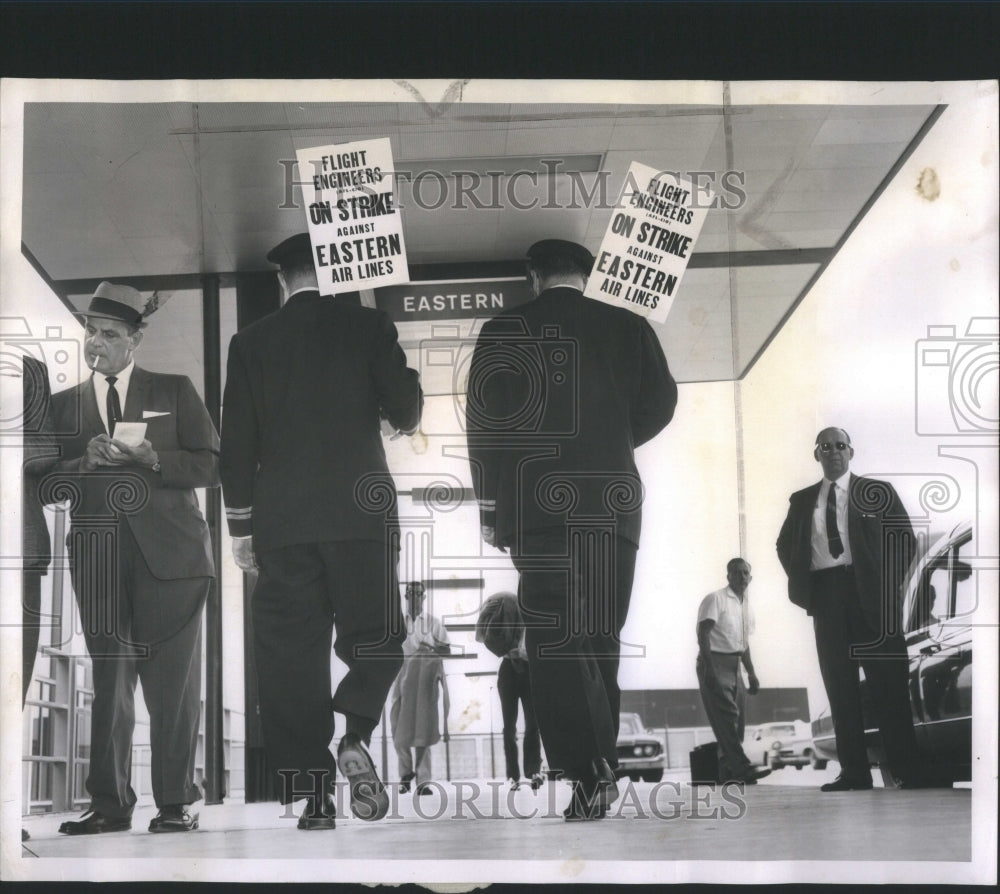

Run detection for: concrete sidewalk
[[20, 773, 970, 864]]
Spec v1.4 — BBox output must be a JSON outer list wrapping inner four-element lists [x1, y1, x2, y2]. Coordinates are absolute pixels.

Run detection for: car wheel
[[809, 751, 827, 771], [795, 764, 803, 770], [628, 772, 640, 783], [641, 770, 664, 783]]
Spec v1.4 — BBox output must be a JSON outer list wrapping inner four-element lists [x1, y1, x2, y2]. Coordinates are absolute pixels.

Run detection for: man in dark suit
[[19, 354, 56, 843], [467, 239, 677, 820], [50, 281, 219, 834], [220, 233, 422, 829], [20, 355, 55, 708], [777, 426, 929, 791]]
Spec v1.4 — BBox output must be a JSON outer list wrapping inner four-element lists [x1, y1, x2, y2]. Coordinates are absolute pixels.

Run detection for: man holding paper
[[49, 282, 220, 835], [467, 239, 677, 820]]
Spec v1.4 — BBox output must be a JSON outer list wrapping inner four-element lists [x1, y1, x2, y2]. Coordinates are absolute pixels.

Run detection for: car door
[[912, 529, 974, 779]]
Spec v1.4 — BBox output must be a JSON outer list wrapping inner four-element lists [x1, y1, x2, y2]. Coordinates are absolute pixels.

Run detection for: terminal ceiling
[[22, 100, 940, 383]]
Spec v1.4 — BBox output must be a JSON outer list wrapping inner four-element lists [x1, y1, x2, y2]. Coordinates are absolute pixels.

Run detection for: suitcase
[[690, 742, 720, 785]]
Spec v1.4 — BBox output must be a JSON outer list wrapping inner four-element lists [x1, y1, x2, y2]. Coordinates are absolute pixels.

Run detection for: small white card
[[112, 421, 147, 446]]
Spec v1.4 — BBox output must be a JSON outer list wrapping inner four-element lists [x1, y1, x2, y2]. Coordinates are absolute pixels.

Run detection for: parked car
[[812, 520, 975, 785], [744, 720, 826, 770], [616, 712, 665, 782]]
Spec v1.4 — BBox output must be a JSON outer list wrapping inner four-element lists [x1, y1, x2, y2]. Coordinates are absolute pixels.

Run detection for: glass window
[[29, 762, 53, 804], [619, 715, 639, 735], [949, 535, 976, 621], [30, 706, 54, 757]]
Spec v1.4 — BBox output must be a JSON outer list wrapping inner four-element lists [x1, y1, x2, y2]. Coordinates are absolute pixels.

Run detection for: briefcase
[[690, 742, 720, 786]]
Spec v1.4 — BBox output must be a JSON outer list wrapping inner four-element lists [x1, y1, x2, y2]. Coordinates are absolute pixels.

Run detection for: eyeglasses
[[817, 441, 850, 453]]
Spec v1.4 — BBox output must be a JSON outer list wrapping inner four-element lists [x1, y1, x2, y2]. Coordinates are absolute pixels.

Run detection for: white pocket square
[[143, 410, 171, 419]]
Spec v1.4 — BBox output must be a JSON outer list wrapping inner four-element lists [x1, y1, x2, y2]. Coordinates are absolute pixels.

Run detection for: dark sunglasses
[[817, 441, 850, 453]]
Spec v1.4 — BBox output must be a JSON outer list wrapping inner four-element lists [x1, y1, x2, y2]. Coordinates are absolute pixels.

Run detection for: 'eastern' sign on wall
[[296, 137, 410, 294], [584, 162, 712, 324], [374, 278, 533, 322]]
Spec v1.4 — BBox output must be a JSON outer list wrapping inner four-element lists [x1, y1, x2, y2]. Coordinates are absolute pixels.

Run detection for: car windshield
[[768, 725, 796, 736], [619, 715, 640, 735]]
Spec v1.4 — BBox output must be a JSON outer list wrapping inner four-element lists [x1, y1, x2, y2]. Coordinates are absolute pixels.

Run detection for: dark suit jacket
[[220, 291, 422, 552], [49, 367, 220, 580], [466, 286, 677, 549], [776, 473, 916, 631], [22, 356, 56, 571]]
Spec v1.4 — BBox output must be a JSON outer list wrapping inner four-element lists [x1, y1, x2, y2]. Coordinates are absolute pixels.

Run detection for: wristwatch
[[151, 460, 161, 473]]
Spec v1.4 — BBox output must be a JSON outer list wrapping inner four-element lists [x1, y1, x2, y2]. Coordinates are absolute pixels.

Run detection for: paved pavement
[[17, 768, 972, 879]]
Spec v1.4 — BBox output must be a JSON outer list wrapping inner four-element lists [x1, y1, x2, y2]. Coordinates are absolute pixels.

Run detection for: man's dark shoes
[[399, 772, 415, 794], [591, 758, 620, 809], [58, 809, 131, 835], [416, 783, 434, 796], [337, 733, 390, 821], [820, 774, 874, 792], [297, 794, 337, 830], [149, 805, 199, 833], [563, 781, 607, 822], [736, 765, 771, 784]]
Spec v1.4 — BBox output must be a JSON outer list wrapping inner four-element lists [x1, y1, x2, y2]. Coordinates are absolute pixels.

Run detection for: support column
[[234, 272, 280, 801], [202, 273, 225, 804]]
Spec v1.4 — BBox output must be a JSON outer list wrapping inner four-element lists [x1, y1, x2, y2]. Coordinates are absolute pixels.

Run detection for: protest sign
[[584, 162, 712, 323], [296, 137, 409, 293]]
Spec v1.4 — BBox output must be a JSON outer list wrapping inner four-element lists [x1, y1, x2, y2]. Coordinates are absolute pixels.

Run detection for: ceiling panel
[[194, 103, 291, 131], [21, 100, 940, 382]]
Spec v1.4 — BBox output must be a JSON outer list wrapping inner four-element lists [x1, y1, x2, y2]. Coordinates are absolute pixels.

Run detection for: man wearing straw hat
[[49, 281, 220, 835]]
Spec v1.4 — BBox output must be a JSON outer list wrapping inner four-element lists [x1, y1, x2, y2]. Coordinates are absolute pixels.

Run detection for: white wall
[[739, 86, 999, 715]]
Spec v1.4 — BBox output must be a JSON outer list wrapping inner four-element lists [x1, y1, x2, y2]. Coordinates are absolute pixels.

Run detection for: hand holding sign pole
[[584, 163, 712, 324], [296, 137, 410, 294]]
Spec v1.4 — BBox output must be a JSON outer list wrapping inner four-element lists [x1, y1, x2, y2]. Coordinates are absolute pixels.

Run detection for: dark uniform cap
[[526, 239, 595, 273], [266, 232, 314, 268]]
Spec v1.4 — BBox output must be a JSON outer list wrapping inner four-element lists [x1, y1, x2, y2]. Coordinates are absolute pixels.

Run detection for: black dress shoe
[[416, 783, 434, 796], [337, 733, 389, 821], [590, 758, 620, 809], [734, 765, 771, 784], [149, 805, 199, 833], [563, 782, 607, 822], [820, 775, 874, 792], [58, 810, 132, 835], [529, 773, 544, 792], [399, 772, 415, 794], [297, 794, 337, 830]]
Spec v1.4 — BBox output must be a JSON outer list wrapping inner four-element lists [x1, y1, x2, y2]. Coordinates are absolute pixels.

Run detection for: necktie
[[826, 483, 844, 559], [106, 376, 123, 436]]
